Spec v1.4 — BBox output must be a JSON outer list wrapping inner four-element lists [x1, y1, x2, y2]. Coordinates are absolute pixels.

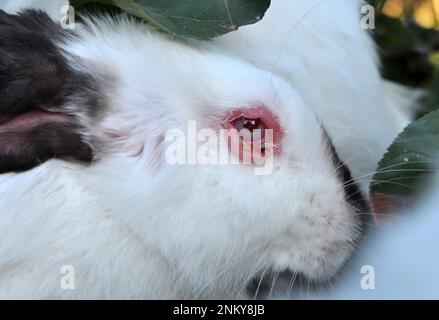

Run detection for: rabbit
[[0, 0, 411, 299], [1, 2, 411, 193]]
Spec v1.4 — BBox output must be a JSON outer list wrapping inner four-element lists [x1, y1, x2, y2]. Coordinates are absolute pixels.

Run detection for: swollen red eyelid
[[222, 105, 284, 161]]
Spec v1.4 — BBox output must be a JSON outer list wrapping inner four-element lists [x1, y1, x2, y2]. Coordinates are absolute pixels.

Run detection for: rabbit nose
[[222, 106, 284, 162]]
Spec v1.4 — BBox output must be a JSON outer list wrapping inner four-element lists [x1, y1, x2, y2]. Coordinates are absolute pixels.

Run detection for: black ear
[[0, 9, 98, 174]]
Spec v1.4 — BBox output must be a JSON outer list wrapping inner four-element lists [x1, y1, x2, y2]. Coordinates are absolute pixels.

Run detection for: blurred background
[[381, 0, 439, 28], [372, 0, 439, 117]]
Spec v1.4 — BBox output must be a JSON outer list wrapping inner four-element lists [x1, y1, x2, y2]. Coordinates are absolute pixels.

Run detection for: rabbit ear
[[0, 9, 98, 173], [0, 112, 93, 174]]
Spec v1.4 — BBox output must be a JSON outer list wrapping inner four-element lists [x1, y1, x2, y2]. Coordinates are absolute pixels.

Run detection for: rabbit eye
[[222, 106, 284, 159], [230, 117, 267, 138]]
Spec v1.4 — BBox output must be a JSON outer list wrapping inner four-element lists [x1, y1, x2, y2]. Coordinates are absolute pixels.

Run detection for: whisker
[[253, 269, 267, 300], [345, 179, 428, 203], [267, 269, 281, 299], [286, 271, 298, 298], [339, 160, 438, 185]]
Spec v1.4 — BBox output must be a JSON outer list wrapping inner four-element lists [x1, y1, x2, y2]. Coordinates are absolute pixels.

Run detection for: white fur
[[0, 0, 412, 299], [214, 0, 411, 194]]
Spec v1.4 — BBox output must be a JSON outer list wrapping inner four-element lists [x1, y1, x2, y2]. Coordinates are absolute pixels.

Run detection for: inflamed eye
[[231, 118, 267, 137], [222, 106, 283, 163]]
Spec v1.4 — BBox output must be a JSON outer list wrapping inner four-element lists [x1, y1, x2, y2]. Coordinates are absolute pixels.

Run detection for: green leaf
[[371, 109, 439, 197], [70, 0, 271, 40]]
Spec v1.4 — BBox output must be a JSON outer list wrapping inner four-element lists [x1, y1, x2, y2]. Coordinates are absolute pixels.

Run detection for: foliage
[[370, 0, 439, 205], [70, 0, 271, 40]]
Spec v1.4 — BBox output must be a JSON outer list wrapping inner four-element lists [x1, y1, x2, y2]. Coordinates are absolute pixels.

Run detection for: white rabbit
[[0, 0, 420, 299], [2, 1, 410, 192]]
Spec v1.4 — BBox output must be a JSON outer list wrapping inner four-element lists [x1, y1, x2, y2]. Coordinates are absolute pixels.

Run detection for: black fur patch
[[0, 9, 101, 173], [0, 9, 70, 114], [0, 123, 93, 173], [324, 133, 371, 224]]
